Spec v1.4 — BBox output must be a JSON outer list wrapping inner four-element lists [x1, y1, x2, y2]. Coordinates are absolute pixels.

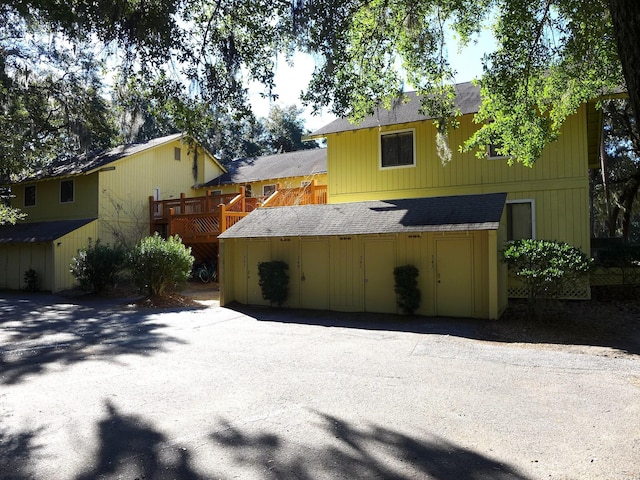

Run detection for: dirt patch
[[482, 288, 640, 358]]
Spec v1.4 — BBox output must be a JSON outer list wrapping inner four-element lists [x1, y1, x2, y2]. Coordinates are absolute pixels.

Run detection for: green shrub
[[502, 239, 592, 303], [257, 260, 289, 307], [70, 240, 127, 294], [394, 264, 421, 315], [24, 268, 38, 292], [129, 233, 194, 297]]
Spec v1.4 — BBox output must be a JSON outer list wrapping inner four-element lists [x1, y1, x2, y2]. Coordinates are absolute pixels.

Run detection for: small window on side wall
[[506, 200, 534, 241], [24, 185, 36, 207], [60, 179, 74, 204], [380, 129, 415, 168], [487, 142, 507, 159], [262, 184, 276, 197], [174, 147, 181, 161]]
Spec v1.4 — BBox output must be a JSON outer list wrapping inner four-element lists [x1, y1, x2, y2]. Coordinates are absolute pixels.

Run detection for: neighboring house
[[202, 148, 327, 200], [0, 133, 226, 292], [219, 82, 602, 319]]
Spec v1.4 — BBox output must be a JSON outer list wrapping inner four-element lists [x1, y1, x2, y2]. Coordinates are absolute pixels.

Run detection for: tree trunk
[[620, 176, 640, 242], [609, 0, 640, 125]]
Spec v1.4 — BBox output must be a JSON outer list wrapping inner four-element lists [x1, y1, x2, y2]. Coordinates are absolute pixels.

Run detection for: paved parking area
[[1, 292, 639, 479]]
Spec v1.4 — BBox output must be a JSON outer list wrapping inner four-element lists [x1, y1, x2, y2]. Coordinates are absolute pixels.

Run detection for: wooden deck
[[150, 183, 328, 247]]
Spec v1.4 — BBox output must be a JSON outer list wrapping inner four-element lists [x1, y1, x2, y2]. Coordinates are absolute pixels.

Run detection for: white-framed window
[[262, 184, 277, 197], [244, 184, 253, 197], [300, 180, 312, 188], [24, 185, 36, 207], [506, 199, 535, 241], [60, 179, 74, 204], [174, 147, 181, 161], [209, 190, 222, 197], [379, 129, 416, 169]]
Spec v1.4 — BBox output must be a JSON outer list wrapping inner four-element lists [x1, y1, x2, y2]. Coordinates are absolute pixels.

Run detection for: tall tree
[[593, 99, 640, 242], [262, 105, 319, 154]]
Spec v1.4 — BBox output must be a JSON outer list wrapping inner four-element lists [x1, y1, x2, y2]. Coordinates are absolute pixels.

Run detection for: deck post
[[220, 204, 227, 233], [180, 192, 186, 214], [310, 179, 316, 204], [149, 196, 155, 234], [168, 208, 175, 236]]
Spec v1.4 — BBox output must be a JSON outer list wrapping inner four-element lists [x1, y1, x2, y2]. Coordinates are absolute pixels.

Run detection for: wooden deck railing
[[150, 182, 327, 242], [261, 183, 328, 208]]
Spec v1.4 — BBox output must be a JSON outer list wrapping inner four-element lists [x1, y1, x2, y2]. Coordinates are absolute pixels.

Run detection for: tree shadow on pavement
[[0, 294, 186, 385], [75, 401, 207, 480], [227, 298, 640, 356], [209, 411, 531, 480], [0, 422, 43, 480]]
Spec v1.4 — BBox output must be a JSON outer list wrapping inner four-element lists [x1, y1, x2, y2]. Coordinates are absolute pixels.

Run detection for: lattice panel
[[591, 267, 640, 286], [508, 278, 590, 300]]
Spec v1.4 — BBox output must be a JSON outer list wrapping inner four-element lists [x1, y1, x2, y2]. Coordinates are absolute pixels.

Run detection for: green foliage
[[257, 260, 289, 307], [129, 234, 194, 297], [23, 268, 38, 292], [263, 105, 319, 153], [70, 240, 128, 294], [502, 239, 592, 302], [393, 265, 421, 315]]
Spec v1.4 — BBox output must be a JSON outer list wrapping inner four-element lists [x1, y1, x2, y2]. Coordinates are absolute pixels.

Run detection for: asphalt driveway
[[1, 292, 639, 480]]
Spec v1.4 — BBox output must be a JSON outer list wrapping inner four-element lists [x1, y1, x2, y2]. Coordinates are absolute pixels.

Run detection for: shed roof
[[0, 218, 96, 243], [206, 148, 327, 187], [219, 193, 506, 239], [310, 82, 481, 137]]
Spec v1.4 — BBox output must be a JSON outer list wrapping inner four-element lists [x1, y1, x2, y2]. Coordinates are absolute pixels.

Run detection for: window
[[262, 184, 276, 197], [60, 179, 74, 203], [380, 129, 415, 168], [24, 185, 36, 207], [301, 180, 312, 188], [174, 147, 181, 161], [244, 184, 252, 197], [487, 142, 506, 159], [506, 200, 534, 241]]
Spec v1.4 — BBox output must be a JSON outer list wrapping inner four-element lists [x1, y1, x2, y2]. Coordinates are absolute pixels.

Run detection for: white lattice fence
[[507, 277, 591, 300]]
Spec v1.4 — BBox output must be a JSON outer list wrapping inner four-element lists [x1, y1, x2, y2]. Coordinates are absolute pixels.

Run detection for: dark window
[[174, 147, 181, 161], [507, 201, 533, 240], [263, 184, 276, 197], [60, 180, 74, 203], [24, 185, 36, 207], [381, 130, 414, 168]]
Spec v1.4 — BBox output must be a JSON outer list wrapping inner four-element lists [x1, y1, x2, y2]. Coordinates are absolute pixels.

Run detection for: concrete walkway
[[0, 292, 638, 479]]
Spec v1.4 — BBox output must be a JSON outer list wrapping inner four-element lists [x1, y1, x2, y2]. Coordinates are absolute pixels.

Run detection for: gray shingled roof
[[219, 193, 506, 239], [0, 218, 96, 243], [310, 82, 481, 137], [206, 148, 327, 186], [15, 133, 185, 183]]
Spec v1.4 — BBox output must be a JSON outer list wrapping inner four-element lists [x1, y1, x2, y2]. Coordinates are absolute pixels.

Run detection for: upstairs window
[[174, 147, 181, 161], [24, 185, 36, 207], [380, 129, 415, 169], [60, 179, 74, 204], [506, 200, 534, 241]]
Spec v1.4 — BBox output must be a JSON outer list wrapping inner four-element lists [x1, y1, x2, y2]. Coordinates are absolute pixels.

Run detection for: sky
[[249, 29, 496, 132]]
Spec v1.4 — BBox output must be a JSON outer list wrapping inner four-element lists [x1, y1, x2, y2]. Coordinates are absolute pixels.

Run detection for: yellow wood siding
[[0, 243, 52, 291], [53, 220, 98, 292], [328, 107, 588, 202], [11, 175, 99, 222], [97, 139, 224, 245], [221, 229, 504, 319]]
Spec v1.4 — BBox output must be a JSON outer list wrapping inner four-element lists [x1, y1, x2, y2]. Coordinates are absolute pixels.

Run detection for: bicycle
[[196, 262, 217, 283]]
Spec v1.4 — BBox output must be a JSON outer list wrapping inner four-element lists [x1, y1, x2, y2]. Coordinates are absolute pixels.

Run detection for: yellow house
[[0, 133, 226, 292], [219, 82, 600, 319], [201, 148, 327, 200]]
